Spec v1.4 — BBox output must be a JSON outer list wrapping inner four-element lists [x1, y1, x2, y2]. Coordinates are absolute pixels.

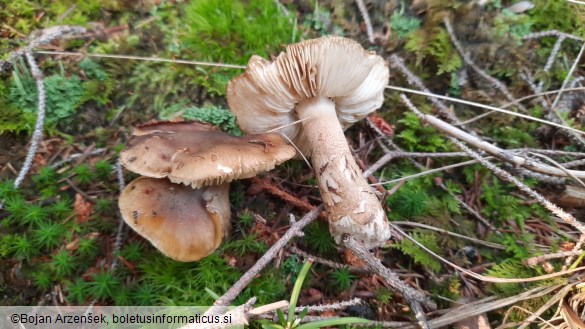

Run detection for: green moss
[[304, 221, 335, 254], [392, 230, 442, 272], [162, 105, 242, 136], [179, 0, 297, 95]]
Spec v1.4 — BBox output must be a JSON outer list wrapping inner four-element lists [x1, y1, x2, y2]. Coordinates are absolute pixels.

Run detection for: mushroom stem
[[296, 96, 391, 248]]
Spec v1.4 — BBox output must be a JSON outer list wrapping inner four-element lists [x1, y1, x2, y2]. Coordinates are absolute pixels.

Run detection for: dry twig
[[355, 0, 375, 43], [444, 18, 527, 113], [343, 236, 437, 311], [285, 245, 367, 272], [13, 52, 46, 189], [0, 26, 88, 73], [213, 206, 323, 307]]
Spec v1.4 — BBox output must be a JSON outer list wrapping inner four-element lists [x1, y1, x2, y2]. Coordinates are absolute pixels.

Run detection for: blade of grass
[[288, 260, 313, 324]]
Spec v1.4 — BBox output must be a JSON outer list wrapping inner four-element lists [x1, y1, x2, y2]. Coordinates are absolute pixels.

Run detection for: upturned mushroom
[[118, 120, 296, 261], [227, 36, 391, 248]]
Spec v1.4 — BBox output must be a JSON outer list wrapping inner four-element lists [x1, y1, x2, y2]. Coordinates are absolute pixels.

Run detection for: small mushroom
[[119, 177, 230, 262], [120, 120, 297, 188], [227, 36, 391, 248]]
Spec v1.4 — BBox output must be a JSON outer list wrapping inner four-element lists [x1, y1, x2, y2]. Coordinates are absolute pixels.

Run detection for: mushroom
[[120, 120, 297, 188], [118, 120, 297, 261], [227, 36, 391, 248], [119, 177, 230, 262]]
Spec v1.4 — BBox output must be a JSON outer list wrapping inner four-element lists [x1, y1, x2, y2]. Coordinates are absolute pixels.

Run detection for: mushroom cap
[[131, 119, 219, 136], [227, 36, 390, 155], [120, 120, 297, 188], [119, 177, 230, 262]]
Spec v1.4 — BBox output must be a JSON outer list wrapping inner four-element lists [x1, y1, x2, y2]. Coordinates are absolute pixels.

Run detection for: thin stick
[[111, 159, 127, 271], [394, 222, 506, 250], [370, 159, 481, 186], [525, 250, 582, 266], [35, 50, 247, 69], [389, 54, 462, 124], [213, 206, 323, 307], [49, 148, 107, 168], [523, 30, 583, 42], [548, 42, 585, 147], [14, 52, 46, 189], [286, 245, 367, 272], [355, 0, 375, 43]]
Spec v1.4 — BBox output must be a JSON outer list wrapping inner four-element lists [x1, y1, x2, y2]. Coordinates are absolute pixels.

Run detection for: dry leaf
[[74, 194, 93, 223]]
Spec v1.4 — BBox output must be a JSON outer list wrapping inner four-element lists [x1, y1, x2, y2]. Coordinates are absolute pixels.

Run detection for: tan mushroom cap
[[120, 120, 297, 188], [227, 36, 389, 156], [119, 177, 230, 262], [131, 119, 219, 136]]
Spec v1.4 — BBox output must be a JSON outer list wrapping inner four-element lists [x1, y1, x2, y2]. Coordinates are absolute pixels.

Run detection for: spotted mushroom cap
[[119, 120, 297, 188], [227, 36, 390, 155], [119, 177, 230, 262]]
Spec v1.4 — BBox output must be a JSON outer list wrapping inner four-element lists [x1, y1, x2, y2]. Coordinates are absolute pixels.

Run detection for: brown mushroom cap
[[120, 120, 297, 188], [119, 176, 230, 262]]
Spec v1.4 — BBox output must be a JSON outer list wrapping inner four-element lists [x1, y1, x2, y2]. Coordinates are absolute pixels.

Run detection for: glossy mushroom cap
[[227, 36, 389, 156], [120, 120, 297, 188], [119, 177, 230, 262]]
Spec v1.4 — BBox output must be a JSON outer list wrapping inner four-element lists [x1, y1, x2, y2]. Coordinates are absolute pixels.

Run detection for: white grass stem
[[35, 50, 246, 69]]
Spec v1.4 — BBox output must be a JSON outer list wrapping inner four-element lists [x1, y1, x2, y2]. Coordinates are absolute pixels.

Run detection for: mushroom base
[[296, 96, 392, 248]]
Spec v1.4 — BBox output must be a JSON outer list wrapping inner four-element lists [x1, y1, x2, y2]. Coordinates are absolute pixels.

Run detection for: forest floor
[[1, 0, 585, 328]]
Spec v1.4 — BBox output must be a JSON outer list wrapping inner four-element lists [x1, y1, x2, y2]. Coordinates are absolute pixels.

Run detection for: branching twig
[[286, 245, 367, 272], [444, 18, 527, 113], [344, 236, 435, 328], [49, 148, 107, 169], [213, 206, 323, 307], [0, 26, 88, 73], [400, 93, 585, 235], [395, 94, 585, 179]]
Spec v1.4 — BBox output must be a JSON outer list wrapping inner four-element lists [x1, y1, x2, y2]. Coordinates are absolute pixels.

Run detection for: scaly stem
[[296, 96, 391, 248]]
